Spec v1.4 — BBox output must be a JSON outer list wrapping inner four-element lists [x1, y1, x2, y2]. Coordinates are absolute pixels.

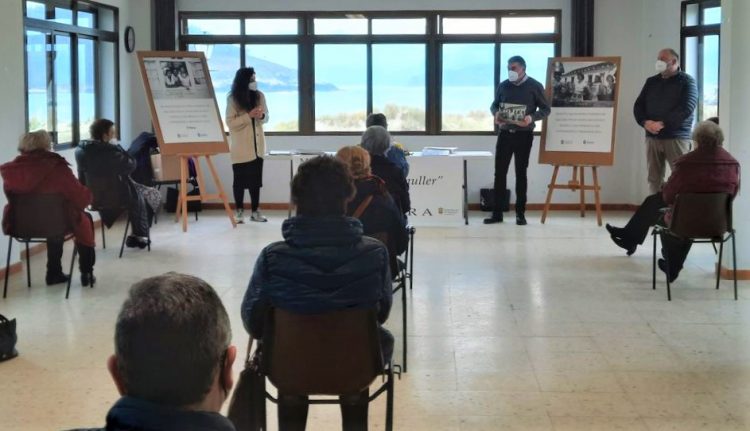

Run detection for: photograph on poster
[[144, 58, 211, 99], [542, 57, 621, 156], [551, 60, 617, 108]]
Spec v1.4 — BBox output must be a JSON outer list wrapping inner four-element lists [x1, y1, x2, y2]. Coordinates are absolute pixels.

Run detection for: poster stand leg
[[174, 154, 237, 232], [541, 165, 602, 226]]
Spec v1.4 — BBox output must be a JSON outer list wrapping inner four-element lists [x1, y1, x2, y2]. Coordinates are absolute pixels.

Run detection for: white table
[[266, 150, 493, 225]]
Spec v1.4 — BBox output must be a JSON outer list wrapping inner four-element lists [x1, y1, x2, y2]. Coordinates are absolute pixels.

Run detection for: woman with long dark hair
[[226, 67, 269, 223]]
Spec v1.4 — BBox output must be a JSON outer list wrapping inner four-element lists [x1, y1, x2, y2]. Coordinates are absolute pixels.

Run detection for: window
[[179, 11, 560, 135], [24, 1, 119, 148], [681, 0, 721, 121]]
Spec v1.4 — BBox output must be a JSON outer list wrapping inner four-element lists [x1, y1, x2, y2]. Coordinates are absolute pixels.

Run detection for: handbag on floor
[[0, 313, 18, 362], [228, 337, 266, 431]]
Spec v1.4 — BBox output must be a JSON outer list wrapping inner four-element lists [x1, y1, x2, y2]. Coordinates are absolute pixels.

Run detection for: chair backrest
[[85, 172, 127, 210], [262, 307, 384, 396], [368, 231, 399, 279], [670, 192, 732, 239], [7, 194, 71, 239]]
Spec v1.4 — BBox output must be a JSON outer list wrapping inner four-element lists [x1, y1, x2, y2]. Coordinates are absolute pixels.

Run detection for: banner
[[406, 156, 463, 225]]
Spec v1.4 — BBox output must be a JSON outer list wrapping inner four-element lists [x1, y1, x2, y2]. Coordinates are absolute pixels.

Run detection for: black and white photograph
[[551, 60, 618, 108], [143, 58, 211, 100], [496, 102, 527, 122]]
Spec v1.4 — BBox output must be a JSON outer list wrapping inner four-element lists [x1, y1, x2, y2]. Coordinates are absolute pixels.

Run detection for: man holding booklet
[[486, 55, 551, 225]]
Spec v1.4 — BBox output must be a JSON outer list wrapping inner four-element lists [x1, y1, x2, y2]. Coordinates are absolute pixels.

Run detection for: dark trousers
[[47, 240, 95, 275], [278, 390, 369, 431], [233, 186, 260, 212], [621, 193, 667, 245], [660, 232, 693, 275], [494, 130, 534, 215]]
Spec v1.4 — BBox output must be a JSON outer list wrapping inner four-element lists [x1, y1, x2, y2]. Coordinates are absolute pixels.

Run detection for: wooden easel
[[541, 165, 603, 226], [175, 153, 236, 232]]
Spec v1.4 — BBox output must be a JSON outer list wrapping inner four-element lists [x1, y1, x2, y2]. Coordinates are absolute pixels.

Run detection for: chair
[[651, 192, 737, 301], [261, 308, 400, 431], [86, 173, 150, 258], [3, 194, 80, 299]]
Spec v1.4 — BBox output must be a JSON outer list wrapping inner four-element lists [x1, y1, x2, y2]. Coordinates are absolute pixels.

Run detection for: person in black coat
[[360, 125, 411, 215], [337, 145, 408, 276], [241, 156, 393, 431], [75, 119, 151, 248]]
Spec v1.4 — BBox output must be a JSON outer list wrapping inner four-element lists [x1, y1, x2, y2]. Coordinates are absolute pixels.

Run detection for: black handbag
[[480, 188, 510, 212], [228, 338, 267, 431], [0, 313, 18, 362]]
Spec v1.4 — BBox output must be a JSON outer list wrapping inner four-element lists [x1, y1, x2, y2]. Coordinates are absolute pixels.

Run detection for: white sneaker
[[235, 209, 245, 224], [250, 211, 267, 222]]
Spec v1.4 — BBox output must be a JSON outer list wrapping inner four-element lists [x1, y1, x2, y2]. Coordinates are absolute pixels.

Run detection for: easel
[[541, 165, 603, 226], [175, 154, 236, 232]]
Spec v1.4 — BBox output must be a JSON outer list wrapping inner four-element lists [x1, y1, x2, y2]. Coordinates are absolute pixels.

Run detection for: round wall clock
[[124, 26, 135, 53]]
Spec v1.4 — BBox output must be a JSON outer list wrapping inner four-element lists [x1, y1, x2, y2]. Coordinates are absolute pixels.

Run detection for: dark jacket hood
[[0, 151, 69, 194]]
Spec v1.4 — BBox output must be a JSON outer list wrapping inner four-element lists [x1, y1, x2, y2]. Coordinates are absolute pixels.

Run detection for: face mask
[[109, 139, 119, 146], [507, 70, 519, 82], [248, 82, 257, 91], [655, 60, 668, 73]]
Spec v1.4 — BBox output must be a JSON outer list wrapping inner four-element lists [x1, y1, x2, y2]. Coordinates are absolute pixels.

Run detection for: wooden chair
[[3, 194, 79, 299], [652, 192, 737, 301], [261, 308, 400, 431]]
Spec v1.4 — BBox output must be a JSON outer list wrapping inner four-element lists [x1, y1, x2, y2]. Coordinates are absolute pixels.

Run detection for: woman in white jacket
[[225, 67, 269, 223]]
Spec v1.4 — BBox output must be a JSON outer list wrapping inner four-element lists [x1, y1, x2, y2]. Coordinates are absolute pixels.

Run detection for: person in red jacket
[[1, 130, 96, 286], [606, 120, 739, 281]]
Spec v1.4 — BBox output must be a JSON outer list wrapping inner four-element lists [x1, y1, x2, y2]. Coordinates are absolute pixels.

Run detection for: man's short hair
[[366, 113, 388, 129], [692, 120, 724, 149], [18, 130, 51, 153], [89, 118, 115, 142], [292, 156, 355, 216], [661, 48, 680, 61], [114, 273, 231, 407], [507, 55, 526, 69]]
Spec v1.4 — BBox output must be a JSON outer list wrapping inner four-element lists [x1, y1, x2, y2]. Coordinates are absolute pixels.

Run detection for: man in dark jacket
[[76, 119, 151, 248], [71, 273, 237, 431], [360, 125, 411, 215], [634, 48, 698, 194], [606, 121, 739, 281], [241, 156, 393, 431]]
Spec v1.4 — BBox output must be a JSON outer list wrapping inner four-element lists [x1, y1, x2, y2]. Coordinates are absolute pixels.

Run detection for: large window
[[24, 1, 119, 148], [681, 0, 721, 121], [180, 11, 560, 135]]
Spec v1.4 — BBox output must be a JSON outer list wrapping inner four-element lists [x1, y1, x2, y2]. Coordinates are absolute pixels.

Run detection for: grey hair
[[114, 272, 231, 407], [692, 120, 724, 149], [18, 130, 52, 153], [360, 125, 391, 156]]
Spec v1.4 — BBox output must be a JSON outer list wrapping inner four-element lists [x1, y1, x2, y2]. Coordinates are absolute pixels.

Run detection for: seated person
[[74, 272, 237, 431], [360, 125, 411, 215], [336, 146, 408, 275], [0, 130, 96, 286], [606, 120, 739, 281], [75, 119, 152, 249], [366, 113, 409, 178], [241, 156, 393, 431]]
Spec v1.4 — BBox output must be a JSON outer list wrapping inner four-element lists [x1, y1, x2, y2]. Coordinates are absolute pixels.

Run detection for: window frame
[[179, 10, 561, 136], [680, 0, 721, 121], [23, 0, 119, 150]]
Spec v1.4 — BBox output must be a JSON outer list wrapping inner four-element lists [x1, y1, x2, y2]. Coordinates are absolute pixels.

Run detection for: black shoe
[[45, 272, 69, 286], [516, 213, 527, 226], [610, 235, 637, 256], [81, 272, 96, 287], [605, 223, 625, 238], [126, 235, 150, 249], [484, 214, 503, 224], [657, 259, 679, 283]]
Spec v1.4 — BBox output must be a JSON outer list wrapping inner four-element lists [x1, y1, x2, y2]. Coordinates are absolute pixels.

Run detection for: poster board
[[539, 56, 621, 166], [137, 51, 229, 155]]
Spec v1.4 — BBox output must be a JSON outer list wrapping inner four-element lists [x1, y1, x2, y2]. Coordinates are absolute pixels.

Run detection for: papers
[[421, 146, 458, 156]]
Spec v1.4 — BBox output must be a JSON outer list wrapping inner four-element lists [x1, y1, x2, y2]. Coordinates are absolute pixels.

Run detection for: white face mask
[[507, 70, 519, 82], [248, 82, 258, 91], [655, 60, 668, 73], [109, 139, 119, 146]]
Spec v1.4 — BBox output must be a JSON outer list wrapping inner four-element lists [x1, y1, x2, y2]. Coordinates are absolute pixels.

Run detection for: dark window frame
[[179, 10, 561, 136], [23, 0, 119, 150], [680, 0, 721, 121]]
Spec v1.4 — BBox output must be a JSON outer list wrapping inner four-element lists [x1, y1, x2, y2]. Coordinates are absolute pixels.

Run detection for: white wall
[[0, 0, 152, 269]]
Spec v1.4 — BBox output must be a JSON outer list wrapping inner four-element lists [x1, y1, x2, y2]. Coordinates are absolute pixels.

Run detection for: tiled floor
[[1, 210, 749, 430]]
